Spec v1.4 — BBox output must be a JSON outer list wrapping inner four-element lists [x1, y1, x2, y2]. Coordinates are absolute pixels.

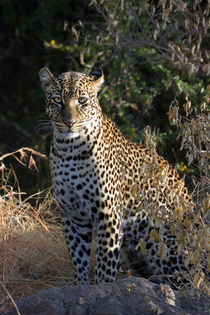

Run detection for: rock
[[3, 277, 209, 315]]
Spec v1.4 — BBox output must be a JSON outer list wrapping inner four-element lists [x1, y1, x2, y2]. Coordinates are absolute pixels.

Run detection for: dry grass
[[0, 187, 75, 313]]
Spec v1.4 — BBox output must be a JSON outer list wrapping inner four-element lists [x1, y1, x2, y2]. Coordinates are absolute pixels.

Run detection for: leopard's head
[[39, 67, 104, 133]]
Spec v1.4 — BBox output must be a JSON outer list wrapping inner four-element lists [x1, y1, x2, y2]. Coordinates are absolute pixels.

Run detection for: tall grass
[[0, 187, 74, 313]]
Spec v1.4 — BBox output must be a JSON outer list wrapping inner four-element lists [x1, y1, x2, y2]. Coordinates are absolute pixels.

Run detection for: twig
[[0, 147, 47, 175], [0, 147, 47, 162]]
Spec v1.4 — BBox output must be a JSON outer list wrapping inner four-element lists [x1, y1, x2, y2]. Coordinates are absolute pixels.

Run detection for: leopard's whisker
[[34, 120, 53, 134]]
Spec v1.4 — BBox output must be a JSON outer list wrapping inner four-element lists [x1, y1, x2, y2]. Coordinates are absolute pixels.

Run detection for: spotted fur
[[39, 67, 195, 285]]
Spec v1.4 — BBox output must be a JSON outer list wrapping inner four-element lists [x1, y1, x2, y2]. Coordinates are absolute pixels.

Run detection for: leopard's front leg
[[62, 217, 92, 284], [95, 211, 123, 284]]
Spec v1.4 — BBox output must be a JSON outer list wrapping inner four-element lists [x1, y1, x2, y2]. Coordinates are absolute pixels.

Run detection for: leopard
[[39, 67, 196, 286]]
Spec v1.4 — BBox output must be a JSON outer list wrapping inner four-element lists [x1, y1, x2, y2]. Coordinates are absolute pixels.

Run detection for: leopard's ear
[[90, 68, 104, 91], [39, 67, 59, 91]]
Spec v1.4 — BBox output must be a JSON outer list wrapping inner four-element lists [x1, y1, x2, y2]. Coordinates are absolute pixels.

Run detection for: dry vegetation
[[141, 124, 209, 293], [0, 187, 76, 313]]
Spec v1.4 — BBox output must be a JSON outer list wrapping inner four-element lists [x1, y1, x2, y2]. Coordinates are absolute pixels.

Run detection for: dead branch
[[0, 147, 47, 175]]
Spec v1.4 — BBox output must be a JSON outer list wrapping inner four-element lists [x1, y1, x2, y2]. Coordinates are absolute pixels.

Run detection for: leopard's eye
[[54, 97, 62, 103], [78, 97, 88, 105]]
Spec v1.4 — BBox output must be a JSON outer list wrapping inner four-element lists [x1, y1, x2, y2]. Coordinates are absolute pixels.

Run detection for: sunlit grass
[[0, 187, 74, 313]]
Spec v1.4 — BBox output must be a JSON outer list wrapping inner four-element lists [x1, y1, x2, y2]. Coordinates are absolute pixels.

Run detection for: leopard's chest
[[49, 130, 117, 222]]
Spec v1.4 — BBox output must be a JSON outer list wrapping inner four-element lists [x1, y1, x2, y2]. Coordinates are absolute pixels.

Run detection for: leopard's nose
[[63, 120, 77, 127]]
